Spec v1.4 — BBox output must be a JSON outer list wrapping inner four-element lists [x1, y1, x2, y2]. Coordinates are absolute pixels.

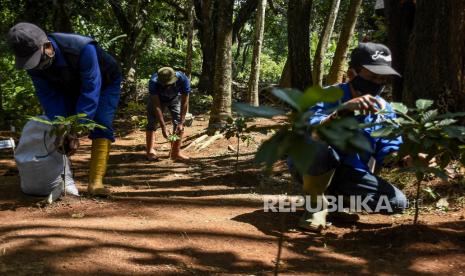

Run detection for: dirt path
[[1, 117, 464, 275]]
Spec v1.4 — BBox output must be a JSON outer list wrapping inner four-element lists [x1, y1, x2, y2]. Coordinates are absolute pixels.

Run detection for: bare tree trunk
[[312, 0, 340, 86], [198, 0, 217, 94], [287, 0, 313, 90], [327, 0, 362, 85], [186, 0, 195, 79], [240, 43, 250, 73], [208, 0, 233, 129], [385, 0, 415, 101], [403, 0, 465, 113], [52, 0, 73, 32], [247, 0, 267, 106]]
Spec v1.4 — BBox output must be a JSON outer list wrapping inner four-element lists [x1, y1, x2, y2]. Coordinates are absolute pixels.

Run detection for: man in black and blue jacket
[[296, 43, 408, 231], [7, 22, 122, 196]]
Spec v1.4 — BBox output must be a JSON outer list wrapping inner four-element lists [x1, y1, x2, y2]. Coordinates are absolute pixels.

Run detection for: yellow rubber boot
[[88, 138, 111, 196], [299, 169, 335, 231]]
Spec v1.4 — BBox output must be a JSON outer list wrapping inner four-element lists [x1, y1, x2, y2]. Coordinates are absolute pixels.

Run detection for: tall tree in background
[[208, 0, 234, 128], [195, 0, 217, 94], [185, 0, 195, 79], [403, 0, 465, 112], [312, 0, 340, 86], [247, 0, 267, 106], [286, 0, 313, 90], [327, 0, 362, 85], [109, 0, 151, 103], [17, 0, 73, 32], [385, 0, 415, 101]]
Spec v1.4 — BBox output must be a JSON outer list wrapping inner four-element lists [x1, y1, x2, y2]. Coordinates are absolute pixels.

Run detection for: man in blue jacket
[[146, 67, 190, 161], [7, 22, 122, 196], [297, 42, 408, 231]]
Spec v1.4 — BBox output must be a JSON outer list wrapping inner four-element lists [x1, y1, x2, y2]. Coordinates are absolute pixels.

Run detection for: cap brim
[[362, 65, 401, 77], [15, 49, 42, 70]]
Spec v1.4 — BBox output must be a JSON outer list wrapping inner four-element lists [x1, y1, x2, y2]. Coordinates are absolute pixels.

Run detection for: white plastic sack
[[14, 116, 79, 199]]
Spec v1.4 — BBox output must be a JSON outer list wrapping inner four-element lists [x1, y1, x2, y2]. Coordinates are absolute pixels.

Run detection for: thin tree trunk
[[240, 43, 250, 73], [109, 0, 150, 103], [247, 0, 267, 106], [186, 0, 195, 79], [403, 0, 465, 113], [287, 0, 313, 90], [278, 59, 292, 88], [312, 0, 340, 86], [208, 0, 233, 129], [327, 0, 362, 85]]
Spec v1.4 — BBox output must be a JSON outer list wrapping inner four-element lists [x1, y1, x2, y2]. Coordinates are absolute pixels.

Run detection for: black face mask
[[350, 75, 385, 96], [35, 52, 55, 70]]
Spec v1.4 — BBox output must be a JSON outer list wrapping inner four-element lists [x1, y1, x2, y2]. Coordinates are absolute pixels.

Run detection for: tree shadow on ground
[[233, 209, 465, 275], [1, 217, 463, 274]]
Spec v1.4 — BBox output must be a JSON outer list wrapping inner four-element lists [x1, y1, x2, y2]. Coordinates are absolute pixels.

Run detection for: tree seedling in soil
[[167, 133, 180, 159], [221, 116, 254, 172], [372, 99, 465, 224], [30, 113, 105, 199]]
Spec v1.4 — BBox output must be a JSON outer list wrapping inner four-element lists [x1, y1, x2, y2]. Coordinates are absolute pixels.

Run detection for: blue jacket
[[310, 82, 402, 172], [148, 71, 191, 102], [27, 34, 120, 120]]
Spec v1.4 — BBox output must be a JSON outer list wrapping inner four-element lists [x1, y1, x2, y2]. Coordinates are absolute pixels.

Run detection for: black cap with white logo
[[350, 42, 401, 76], [7, 22, 48, 70]]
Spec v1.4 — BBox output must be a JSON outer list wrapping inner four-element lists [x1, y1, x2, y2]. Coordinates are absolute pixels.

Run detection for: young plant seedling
[[221, 116, 255, 172], [167, 133, 180, 159], [29, 113, 106, 198], [372, 99, 465, 223]]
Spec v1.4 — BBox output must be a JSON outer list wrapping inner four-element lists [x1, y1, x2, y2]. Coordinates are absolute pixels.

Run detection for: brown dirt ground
[[0, 116, 464, 275]]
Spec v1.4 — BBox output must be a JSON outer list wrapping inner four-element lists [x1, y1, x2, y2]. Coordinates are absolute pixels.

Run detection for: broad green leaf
[[299, 86, 343, 110], [443, 126, 465, 140], [287, 135, 317, 174], [28, 116, 53, 125], [371, 126, 395, 138], [391, 102, 408, 114], [407, 132, 421, 143], [349, 134, 373, 153], [255, 129, 289, 166], [421, 109, 438, 123], [271, 88, 302, 111], [435, 112, 465, 120], [415, 99, 434, 110], [436, 118, 457, 126], [232, 102, 285, 118]]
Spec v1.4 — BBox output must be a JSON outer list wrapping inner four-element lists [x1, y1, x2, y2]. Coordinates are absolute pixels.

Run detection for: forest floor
[[0, 115, 464, 275]]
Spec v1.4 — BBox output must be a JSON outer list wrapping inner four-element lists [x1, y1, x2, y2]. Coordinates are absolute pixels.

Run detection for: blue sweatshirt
[[309, 82, 403, 172], [28, 37, 102, 120], [148, 71, 191, 102]]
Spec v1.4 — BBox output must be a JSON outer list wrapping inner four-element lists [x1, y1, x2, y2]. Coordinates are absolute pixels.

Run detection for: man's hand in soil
[[341, 94, 384, 114], [161, 126, 169, 139], [55, 133, 80, 156], [175, 123, 184, 135]]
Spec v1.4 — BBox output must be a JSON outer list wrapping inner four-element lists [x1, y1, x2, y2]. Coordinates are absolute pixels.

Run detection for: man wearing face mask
[[7, 22, 122, 196], [295, 42, 407, 231]]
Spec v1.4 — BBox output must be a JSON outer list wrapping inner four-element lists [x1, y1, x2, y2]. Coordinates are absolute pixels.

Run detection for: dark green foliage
[[372, 99, 465, 223], [30, 113, 106, 140], [234, 86, 372, 174]]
